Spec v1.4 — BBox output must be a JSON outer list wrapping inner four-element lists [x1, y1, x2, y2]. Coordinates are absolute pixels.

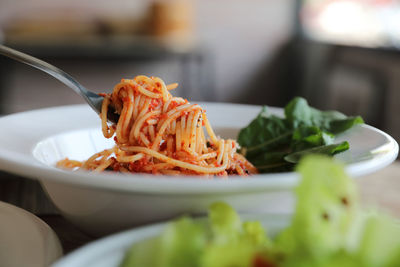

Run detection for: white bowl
[[0, 103, 397, 235], [52, 213, 290, 267]]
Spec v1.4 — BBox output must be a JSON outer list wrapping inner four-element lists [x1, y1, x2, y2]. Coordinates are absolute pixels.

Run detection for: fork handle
[[0, 44, 103, 114]]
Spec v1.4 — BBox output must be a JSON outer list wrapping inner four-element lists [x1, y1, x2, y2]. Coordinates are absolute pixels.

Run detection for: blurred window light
[[300, 0, 400, 49]]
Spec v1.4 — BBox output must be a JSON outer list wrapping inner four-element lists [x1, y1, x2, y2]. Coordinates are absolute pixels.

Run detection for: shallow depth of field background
[[0, 0, 400, 142]]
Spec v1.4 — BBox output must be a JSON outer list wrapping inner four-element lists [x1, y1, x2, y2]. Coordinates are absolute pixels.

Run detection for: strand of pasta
[[120, 146, 229, 174], [100, 97, 116, 138]]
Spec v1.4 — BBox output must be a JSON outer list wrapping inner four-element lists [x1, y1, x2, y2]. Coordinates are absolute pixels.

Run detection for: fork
[[0, 44, 118, 122]]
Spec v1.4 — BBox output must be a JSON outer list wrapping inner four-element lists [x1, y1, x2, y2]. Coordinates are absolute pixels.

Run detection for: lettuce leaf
[[120, 217, 206, 267], [275, 156, 400, 267], [356, 213, 400, 267], [277, 155, 358, 259], [121, 202, 273, 267], [121, 156, 400, 267]]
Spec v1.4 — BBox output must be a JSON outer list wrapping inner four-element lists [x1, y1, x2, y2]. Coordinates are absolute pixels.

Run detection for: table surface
[[1, 162, 400, 258], [357, 162, 400, 216]]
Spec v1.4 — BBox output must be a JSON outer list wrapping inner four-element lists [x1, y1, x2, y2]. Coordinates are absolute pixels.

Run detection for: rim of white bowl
[[0, 103, 397, 195]]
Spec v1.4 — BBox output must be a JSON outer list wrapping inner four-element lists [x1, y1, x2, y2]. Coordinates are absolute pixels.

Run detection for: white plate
[[52, 213, 289, 267], [0, 103, 396, 235], [0, 201, 63, 267]]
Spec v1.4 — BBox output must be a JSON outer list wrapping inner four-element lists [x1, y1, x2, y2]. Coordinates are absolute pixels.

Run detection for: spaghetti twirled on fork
[[57, 75, 257, 176]]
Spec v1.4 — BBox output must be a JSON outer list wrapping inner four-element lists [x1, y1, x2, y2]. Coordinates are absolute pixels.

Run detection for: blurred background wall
[[0, 0, 400, 143], [0, 0, 294, 111]]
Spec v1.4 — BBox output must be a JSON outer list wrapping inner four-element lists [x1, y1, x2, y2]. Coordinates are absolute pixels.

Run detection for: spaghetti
[[57, 75, 257, 176]]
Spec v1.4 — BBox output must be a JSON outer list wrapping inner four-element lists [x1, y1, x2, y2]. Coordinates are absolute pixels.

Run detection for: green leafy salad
[[120, 156, 400, 267], [237, 97, 364, 173]]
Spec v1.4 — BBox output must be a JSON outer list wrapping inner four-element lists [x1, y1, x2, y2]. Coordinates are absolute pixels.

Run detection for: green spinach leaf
[[238, 106, 290, 154], [291, 126, 334, 152], [329, 116, 364, 134], [284, 142, 350, 164], [285, 97, 348, 131], [237, 97, 363, 173]]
